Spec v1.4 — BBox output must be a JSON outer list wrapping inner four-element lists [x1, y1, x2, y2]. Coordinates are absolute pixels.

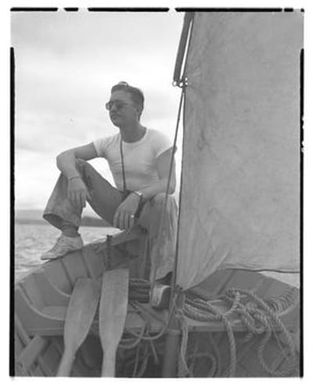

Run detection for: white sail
[[176, 12, 303, 290]]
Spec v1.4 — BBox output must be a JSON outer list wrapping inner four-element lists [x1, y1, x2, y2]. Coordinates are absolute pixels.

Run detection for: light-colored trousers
[[43, 159, 178, 281]]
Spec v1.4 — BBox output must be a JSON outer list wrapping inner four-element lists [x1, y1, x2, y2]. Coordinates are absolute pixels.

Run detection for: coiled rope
[[128, 278, 151, 303], [181, 297, 237, 377], [224, 288, 298, 376], [180, 287, 299, 377], [118, 278, 298, 377]]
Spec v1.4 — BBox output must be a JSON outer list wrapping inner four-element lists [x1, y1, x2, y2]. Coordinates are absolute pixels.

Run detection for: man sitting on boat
[[41, 81, 177, 287]]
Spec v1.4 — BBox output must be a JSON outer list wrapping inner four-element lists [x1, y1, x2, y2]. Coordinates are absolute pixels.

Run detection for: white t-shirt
[[93, 128, 172, 191]]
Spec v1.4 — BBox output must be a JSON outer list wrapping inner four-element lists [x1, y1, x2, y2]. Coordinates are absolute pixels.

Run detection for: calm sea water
[[14, 223, 120, 281]]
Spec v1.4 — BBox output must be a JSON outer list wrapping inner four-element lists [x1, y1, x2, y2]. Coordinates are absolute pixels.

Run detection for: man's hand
[[68, 177, 91, 209], [113, 193, 141, 230]]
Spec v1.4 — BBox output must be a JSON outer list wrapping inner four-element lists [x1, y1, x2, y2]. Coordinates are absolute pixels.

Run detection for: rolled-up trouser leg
[[43, 159, 123, 230], [138, 193, 178, 282]]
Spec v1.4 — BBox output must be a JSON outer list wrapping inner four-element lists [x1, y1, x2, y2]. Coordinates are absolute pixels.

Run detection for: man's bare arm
[[56, 143, 98, 179], [56, 143, 98, 208]]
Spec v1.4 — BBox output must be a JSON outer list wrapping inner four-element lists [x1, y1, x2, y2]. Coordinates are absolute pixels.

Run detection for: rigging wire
[[149, 81, 186, 292], [149, 12, 195, 295]]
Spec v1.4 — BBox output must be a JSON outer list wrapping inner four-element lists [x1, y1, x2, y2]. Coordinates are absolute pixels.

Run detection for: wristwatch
[[133, 191, 143, 200], [132, 191, 144, 218]]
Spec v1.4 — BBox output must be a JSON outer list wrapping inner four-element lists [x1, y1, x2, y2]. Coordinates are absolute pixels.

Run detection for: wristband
[[132, 191, 143, 200]]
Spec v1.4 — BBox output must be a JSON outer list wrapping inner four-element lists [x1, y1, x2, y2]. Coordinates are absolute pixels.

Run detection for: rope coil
[[116, 284, 298, 377], [179, 288, 299, 377]]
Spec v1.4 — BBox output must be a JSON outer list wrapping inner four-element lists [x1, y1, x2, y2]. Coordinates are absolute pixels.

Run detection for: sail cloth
[[176, 12, 303, 290]]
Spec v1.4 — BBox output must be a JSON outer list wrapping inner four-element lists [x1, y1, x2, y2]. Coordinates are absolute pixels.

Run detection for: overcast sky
[[12, 10, 184, 214]]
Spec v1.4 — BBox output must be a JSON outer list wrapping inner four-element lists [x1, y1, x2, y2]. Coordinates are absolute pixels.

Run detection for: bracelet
[[68, 176, 81, 181]]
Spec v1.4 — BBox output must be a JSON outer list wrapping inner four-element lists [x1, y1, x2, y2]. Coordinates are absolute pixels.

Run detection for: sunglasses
[[105, 100, 132, 111]]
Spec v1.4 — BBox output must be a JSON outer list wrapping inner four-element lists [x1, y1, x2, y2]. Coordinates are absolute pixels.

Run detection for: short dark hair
[[111, 81, 144, 117]]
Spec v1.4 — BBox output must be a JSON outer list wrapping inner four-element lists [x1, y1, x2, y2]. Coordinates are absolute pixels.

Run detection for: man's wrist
[[132, 191, 144, 204], [132, 191, 144, 218], [132, 190, 143, 199]]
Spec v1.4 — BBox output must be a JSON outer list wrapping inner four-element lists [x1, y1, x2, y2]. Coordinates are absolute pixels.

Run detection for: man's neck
[[120, 123, 146, 143]]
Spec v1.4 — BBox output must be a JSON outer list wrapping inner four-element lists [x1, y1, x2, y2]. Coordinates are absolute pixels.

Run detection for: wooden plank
[[186, 318, 243, 333], [15, 284, 165, 337], [60, 250, 89, 283], [41, 306, 67, 320], [43, 259, 72, 294], [90, 304, 167, 335], [41, 337, 64, 376], [33, 270, 70, 305], [16, 335, 49, 372], [91, 227, 146, 266], [15, 287, 65, 337], [82, 246, 105, 280], [14, 331, 24, 359], [185, 314, 299, 334], [91, 227, 144, 248], [99, 269, 129, 376], [19, 275, 46, 310], [15, 315, 52, 376], [52, 336, 89, 377], [57, 278, 100, 376]]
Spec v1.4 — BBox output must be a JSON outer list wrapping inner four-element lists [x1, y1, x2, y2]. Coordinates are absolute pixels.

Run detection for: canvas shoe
[[41, 234, 83, 260]]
